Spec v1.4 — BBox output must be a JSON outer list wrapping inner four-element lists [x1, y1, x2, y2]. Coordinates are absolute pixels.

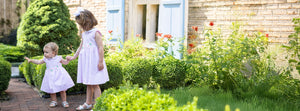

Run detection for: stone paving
[[0, 78, 88, 111]]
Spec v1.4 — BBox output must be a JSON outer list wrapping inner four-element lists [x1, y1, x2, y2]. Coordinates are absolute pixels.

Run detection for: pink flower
[[108, 30, 113, 34]]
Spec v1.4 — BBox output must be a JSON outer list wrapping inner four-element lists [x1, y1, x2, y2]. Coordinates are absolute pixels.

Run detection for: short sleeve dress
[[77, 28, 109, 85], [41, 56, 75, 93]]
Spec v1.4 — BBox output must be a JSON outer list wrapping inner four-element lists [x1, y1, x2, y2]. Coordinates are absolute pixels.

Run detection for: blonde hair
[[43, 42, 59, 55], [75, 9, 98, 31]]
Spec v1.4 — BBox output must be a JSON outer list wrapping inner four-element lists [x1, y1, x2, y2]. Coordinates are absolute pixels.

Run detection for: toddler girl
[[25, 42, 74, 108], [67, 8, 109, 110]]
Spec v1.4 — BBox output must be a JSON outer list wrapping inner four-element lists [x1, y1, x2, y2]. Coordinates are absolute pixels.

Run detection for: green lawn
[[161, 86, 299, 111]]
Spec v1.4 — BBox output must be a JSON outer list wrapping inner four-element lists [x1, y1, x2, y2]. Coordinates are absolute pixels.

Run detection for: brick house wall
[[1, 0, 299, 44], [64, 0, 300, 43], [64, 0, 130, 40], [188, 0, 300, 43]]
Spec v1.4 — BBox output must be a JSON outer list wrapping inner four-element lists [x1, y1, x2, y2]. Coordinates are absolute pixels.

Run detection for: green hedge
[[122, 57, 155, 87], [100, 57, 123, 90], [0, 60, 11, 92], [19, 54, 192, 94], [153, 56, 188, 89], [0, 43, 25, 62], [93, 83, 204, 111]]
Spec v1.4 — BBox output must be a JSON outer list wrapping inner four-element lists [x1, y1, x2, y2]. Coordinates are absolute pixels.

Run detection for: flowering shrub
[[154, 33, 184, 58]]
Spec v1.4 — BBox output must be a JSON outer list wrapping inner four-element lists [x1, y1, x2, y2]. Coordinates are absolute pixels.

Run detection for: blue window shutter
[[158, 0, 185, 59], [106, 0, 125, 47]]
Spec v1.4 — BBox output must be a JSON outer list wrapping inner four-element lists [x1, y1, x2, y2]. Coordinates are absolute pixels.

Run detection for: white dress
[[77, 28, 109, 85], [41, 56, 75, 93]]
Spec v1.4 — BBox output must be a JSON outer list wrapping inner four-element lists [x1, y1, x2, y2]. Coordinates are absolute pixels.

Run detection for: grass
[[161, 86, 299, 111]]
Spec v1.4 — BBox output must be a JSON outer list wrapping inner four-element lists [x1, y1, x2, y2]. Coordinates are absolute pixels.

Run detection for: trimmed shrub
[[0, 60, 11, 92], [19, 56, 43, 85], [17, 0, 79, 56], [93, 83, 203, 111], [0, 43, 25, 62], [153, 56, 188, 89], [62, 58, 86, 93], [122, 57, 154, 87], [100, 56, 123, 90]]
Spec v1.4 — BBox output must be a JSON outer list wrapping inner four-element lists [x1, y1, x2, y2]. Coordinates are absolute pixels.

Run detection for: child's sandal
[[49, 101, 57, 107], [62, 101, 69, 108], [76, 103, 92, 110]]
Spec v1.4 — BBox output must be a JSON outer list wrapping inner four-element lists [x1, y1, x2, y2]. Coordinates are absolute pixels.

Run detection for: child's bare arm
[[60, 59, 69, 65], [24, 57, 45, 64], [67, 38, 83, 61]]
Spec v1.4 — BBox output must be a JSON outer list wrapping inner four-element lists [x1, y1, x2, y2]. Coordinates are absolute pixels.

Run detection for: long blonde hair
[[75, 9, 98, 31]]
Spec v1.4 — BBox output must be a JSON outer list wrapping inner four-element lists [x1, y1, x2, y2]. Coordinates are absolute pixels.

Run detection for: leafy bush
[[93, 83, 203, 111], [283, 17, 300, 74], [20, 56, 42, 85], [122, 57, 155, 87], [0, 43, 25, 62], [100, 56, 123, 90], [0, 60, 11, 92], [17, 0, 79, 56], [153, 56, 188, 89], [62, 58, 86, 93]]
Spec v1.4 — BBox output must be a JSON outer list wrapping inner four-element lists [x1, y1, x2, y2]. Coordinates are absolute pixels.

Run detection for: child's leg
[[60, 91, 69, 107], [60, 91, 67, 102], [86, 85, 93, 105], [76, 85, 93, 110], [49, 93, 57, 107], [93, 85, 101, 101], [50, 93, 57, 102]]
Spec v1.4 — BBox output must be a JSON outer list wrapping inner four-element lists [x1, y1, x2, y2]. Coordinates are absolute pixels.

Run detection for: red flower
[[108, 30, 113, 34], [164, 34, 172, 39], [156, 33, 162, 37], [192, 26, 198, 32], [209, 21, 214, 26], [266, 34, 269, 38], [189, 43, 195, 48], [136, 34, 141, 37]]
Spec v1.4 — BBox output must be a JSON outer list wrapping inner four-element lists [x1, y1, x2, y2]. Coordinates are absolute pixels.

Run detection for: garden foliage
[[0, 43, 25, 62], [93, 83, 204, 111], [17, 0, 79, 56], [0, 60, 11, 92], [186, 22, 300, 102], [283, 17, 300, 74]]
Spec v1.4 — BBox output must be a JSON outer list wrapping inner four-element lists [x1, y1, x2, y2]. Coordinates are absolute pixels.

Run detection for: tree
[[17, 0, 79, 56]]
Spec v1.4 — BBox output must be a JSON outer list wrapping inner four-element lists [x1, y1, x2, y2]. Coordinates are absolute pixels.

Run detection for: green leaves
[[93, 84, 203, 111], [17, 0, 79, 56], [0, 60, 11, 92]]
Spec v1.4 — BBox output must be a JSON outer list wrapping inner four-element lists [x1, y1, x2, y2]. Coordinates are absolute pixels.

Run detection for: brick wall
[[63, 0, 129, 39], [188, 0, 300, 43], [63, 0, 108, 35]]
